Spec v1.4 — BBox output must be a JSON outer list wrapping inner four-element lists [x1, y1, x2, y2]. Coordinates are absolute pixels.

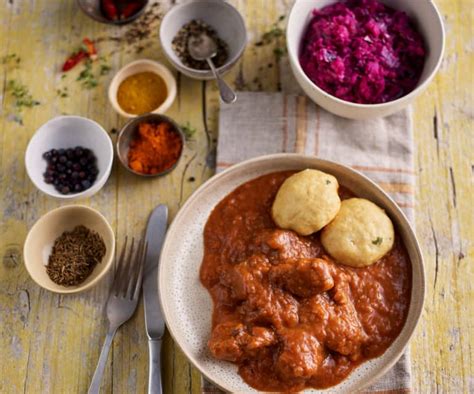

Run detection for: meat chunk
[[275, 329, 324, 381], [269, 258, 334, 297], [219, 254, 271, 301], [251, 229, 322, 262], [219, 254, 299, 328], [239, 286, 300, 329], [208, 321, 276, 362], [325, 283, 368, 356]]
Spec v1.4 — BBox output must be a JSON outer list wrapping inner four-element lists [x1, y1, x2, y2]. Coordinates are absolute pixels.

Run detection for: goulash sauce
[[200, 171, 411, 391]]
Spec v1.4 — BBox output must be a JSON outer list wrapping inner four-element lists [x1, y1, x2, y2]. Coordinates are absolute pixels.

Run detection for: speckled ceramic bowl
[[159, 153, 425, 393]]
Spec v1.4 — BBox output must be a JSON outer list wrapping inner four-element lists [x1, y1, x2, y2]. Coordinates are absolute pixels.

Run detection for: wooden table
[[0, 1, 472, 393]]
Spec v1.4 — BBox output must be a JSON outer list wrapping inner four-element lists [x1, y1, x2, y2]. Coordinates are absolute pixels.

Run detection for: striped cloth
[[202, 92, 414, 393]]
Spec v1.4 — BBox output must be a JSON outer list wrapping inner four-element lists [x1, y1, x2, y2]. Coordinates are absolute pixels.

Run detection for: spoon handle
[[206, 58, 236, 104]]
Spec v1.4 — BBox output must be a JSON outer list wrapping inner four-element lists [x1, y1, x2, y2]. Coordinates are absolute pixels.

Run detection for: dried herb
[[255, 15, 287, 60], [7, 80, 40, 108], [372, 237, 383, 245], [47, 225, 106, 286], [2, 53, 21, 66], [100, 63, 111, 75], [5, 80, 40, 124], [57, 87, 69, 98], [77, 60, 98, 89], [181, 122, 197, 141]]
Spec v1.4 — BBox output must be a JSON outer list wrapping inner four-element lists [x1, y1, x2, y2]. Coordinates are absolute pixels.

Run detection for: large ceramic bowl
[[159, 0, 247, 80], [159, 154, 425, 392], [287, 0, 445, 119]]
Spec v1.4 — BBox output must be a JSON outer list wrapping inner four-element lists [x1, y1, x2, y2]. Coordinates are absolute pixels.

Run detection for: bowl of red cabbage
[[287, 0, 445, 119]]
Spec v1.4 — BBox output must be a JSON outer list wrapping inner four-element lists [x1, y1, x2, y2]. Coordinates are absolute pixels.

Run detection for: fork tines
[[112, 236, 148, 300]]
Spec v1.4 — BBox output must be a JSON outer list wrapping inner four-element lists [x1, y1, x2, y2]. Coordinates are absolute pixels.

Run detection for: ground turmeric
[[117, 72, 167, 115], [127, 121, 183, 175]]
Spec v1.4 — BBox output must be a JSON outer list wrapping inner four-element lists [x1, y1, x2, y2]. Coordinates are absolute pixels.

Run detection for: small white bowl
[[24, 205, 115, 294], [25, 116, 113, 200], [108, 59, 177, 118], [159, 0, 247, 80], [287, 0, 445, 119]]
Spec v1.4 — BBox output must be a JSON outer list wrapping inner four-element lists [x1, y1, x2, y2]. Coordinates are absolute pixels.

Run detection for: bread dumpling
[[271, 169, 341, 236], [321, 198, 394, 267]]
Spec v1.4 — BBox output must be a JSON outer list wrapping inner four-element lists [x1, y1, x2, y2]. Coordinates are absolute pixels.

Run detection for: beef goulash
[[200, 171, 411, 391]]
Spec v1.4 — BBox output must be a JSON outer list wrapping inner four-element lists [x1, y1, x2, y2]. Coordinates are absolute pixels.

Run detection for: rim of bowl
[[108, 59, 177, 118], [159, 0, 247, 77], [286, 0, 446, 109], [25, 115, 114, 200], [116, 113, 185, 177], [159, 152, 425, 392], [23, 204, 116, 294], [76, 0, 148, 25]]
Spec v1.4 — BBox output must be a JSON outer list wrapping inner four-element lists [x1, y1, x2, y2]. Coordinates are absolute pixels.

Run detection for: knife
[[143, 204, 168, 394]]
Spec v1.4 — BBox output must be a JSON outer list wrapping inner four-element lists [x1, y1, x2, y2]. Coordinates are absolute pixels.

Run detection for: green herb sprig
[[5, 79, 40, 124], [181, 122, 197, 141], [255, 15, 287, 60], [77, 60, 98, 89]]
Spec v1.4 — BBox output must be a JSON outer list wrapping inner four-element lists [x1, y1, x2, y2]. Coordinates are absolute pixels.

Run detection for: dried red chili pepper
[[82, 38, 97, 60], [61, 38, 97, 72], [121, 1, 143, 19], [62, 51, 88, 72], [101, 0, 118, 20]]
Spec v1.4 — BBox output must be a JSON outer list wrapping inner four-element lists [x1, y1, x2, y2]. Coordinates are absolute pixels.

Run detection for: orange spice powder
[[127, 121, 183, 175]]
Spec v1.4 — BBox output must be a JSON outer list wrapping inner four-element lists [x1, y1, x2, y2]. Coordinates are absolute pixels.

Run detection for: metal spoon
[[187, 33, 237, 104]]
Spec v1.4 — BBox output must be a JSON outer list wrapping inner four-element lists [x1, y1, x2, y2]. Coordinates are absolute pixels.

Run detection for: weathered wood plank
[[0, 0, 472, 393]]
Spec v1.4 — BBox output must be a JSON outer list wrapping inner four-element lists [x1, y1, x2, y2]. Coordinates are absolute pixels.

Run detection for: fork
[[88, 237, 147, 394]]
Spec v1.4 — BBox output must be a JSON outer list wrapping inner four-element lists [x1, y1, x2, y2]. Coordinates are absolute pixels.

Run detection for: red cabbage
[[299, 0, 426, 104]]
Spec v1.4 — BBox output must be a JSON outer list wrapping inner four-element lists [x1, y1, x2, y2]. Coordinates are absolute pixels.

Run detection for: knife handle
[[148, 339, 163, 394]]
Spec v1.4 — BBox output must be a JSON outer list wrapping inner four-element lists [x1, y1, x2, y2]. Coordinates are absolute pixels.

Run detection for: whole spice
[[128, 121, 183, 175], [42, 146, 99, 194], [172, 19, 228, 70], [101, 0, 145, 21], [117, 71, 167, 115], [62, 38, 98, 72], [47, 225, 106, 287], [95, 3, 162, 54]]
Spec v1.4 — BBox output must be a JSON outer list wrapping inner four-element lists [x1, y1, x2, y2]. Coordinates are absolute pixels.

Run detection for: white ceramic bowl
[[108, 59, 177, 118], [159, 153, 425, 393], [159, 0, 247, 80], [287, 0, 445, 119], [25, 116, 113, 200], [24, 205, 115, 294]]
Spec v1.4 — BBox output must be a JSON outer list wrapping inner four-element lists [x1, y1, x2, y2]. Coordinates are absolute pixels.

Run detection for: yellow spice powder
[[117, 71, 168, 115]]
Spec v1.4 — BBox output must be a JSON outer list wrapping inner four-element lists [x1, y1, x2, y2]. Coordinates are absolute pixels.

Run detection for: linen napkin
[[202, 92, 415, 393]]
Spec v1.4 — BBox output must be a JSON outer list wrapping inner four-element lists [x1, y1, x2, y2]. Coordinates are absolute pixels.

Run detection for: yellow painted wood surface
[[0, 0, 472, 393]]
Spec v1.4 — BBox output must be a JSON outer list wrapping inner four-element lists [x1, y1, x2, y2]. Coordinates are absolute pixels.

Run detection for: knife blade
[[143, 204, 168, 394], [143, 204, 168, 339]]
